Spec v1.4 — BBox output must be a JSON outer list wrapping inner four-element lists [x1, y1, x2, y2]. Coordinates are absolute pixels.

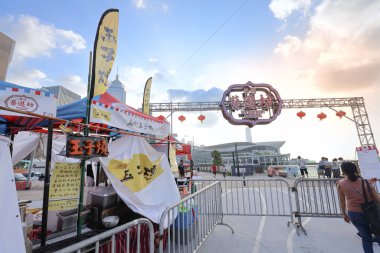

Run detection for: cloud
[[162, 3, 169, 13], [132, 0, 146, 9], [269, 0, 311, 20], [7, 68, 50, 88], [274, 35, 302, 57], [273, 0, 380, 91], [167, 87, 223, 102], [57, 75, 87, 97], [149, 58, 158, 64], [0, 15, 86, 63]]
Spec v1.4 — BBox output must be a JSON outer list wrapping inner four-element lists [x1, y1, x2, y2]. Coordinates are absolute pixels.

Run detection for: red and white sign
[[90, 92, 170, 136], [356, 145, 380, 181], [0, 88, 57, 117]]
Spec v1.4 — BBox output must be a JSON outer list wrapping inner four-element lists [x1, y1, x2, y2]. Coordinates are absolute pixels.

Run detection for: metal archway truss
[[149, 97, 375, 147]]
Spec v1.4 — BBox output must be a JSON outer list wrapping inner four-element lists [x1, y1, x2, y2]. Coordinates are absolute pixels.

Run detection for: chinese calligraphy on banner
[[90, 9, 119, 98], [48, 162, 81, 211], [142, 77, 152, 115], [98, 135, 180, 226], [0, 88, 57, 117]]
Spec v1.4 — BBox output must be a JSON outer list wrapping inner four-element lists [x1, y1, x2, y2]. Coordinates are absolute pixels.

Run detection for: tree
[[211, 150, 223, 166]]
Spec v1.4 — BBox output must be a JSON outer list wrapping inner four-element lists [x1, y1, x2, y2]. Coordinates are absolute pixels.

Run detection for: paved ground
[[17, 171, 380, 253], [195, 172, 380, 253]]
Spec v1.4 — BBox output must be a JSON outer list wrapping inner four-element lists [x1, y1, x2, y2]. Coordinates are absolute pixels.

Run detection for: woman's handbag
[[361, 179, 380, 235]]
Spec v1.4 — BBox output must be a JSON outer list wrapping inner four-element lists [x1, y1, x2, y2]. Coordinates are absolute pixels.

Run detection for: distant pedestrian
[[212, 163, 217, 178], [297, 156, 308, 178], [324, 157, 332, 178], [222, 165, 226, 178], [318, 157, 325, 178], [178, 160, 185, 177], [332, 158, 341, 178]]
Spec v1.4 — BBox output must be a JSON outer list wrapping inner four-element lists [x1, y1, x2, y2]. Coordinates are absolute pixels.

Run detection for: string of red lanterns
[[168, 110, 347, 122], [296, 110, 346, 120]]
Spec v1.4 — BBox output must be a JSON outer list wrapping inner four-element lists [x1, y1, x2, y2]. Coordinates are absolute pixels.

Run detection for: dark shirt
[[178, 164, 185, 176]]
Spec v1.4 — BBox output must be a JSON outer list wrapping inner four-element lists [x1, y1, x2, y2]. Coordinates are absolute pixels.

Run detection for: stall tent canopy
[[57, 92, 170, 136], [0, 80, 57, 133]]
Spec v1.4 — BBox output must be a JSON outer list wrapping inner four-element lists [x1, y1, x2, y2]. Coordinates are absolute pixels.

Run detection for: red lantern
[[178, 115, 186, 122], [198, 114, 206, 123], [157, 115, 166, 121], [317, 112, 327, 120], [296, 111, 306, 119], [336, 110, 346, 119]]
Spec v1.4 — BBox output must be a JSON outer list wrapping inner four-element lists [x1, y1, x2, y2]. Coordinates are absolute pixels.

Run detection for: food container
[[88, 187, 117, 209], [102, 215, 119, 228], [56, 208, 90, 231]]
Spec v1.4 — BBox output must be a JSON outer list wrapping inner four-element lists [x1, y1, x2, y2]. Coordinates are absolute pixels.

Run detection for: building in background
[[192, 141, 291, 175], [245, 127, 252, 142], [107, 74, 126, 103], [0, 32, 15, 81], [42, 85, 81, 106]]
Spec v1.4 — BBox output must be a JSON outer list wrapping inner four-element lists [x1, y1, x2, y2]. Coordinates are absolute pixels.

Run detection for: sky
[[1, 0, 380, 161]]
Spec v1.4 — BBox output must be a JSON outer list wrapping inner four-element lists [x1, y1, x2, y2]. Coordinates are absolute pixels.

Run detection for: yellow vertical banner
[[48, 163, 81, 211], [90, 9, 119, 98], [169, 142, 178, 172], [142, 77, 152, 115]]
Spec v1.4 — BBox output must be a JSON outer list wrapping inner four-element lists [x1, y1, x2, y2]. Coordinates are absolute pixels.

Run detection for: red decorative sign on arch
[[220, 82, 282, 127]]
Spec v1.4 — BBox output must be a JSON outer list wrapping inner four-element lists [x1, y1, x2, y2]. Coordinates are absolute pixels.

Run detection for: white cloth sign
[[0, 136, 26, 253], [98, 135, 180, 226], [91, 102, 170, 136], [356, 146, 380, 180], [0, 87, 57, 117]]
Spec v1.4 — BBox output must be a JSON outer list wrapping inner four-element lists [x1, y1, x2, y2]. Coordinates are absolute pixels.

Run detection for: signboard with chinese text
[[0, 87, 57, 117], [356, 146, 380, 188], [48, 162, 81, 211], [91, 101, 170, 136], [90, 9, 119, 98], [220, 82, 282, 127], [66, 135, 109, 158]]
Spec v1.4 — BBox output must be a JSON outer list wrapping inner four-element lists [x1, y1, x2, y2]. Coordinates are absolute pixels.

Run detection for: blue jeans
[[348, 211, 380, 253]]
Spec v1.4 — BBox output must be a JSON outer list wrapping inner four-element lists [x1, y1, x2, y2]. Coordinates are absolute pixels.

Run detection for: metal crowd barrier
[[191, 179, 294, 222], [158, 181, 233, 253], [292, 178, 342, 234], [55, 218, 154, 253]]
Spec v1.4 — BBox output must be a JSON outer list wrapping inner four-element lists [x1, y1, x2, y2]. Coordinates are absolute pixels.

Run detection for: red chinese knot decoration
[[178, 115, 186, 122], [336, 110, 346, 119], [317, 112, 327, 120], [157, 115, 166, 121], [297, 111, 306, 119], [198, 114, 206, 123]]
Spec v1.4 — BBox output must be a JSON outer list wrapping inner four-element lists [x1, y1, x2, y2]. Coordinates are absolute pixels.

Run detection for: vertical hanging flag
[[142, 77, 152, 115], [90, 9, 119, 99]]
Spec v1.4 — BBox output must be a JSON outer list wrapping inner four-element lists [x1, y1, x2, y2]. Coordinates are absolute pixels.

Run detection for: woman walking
[[337, 162, 380, 253]]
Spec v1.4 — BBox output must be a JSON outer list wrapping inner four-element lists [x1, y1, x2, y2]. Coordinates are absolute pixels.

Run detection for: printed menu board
[[48, 162, 81, 211]]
